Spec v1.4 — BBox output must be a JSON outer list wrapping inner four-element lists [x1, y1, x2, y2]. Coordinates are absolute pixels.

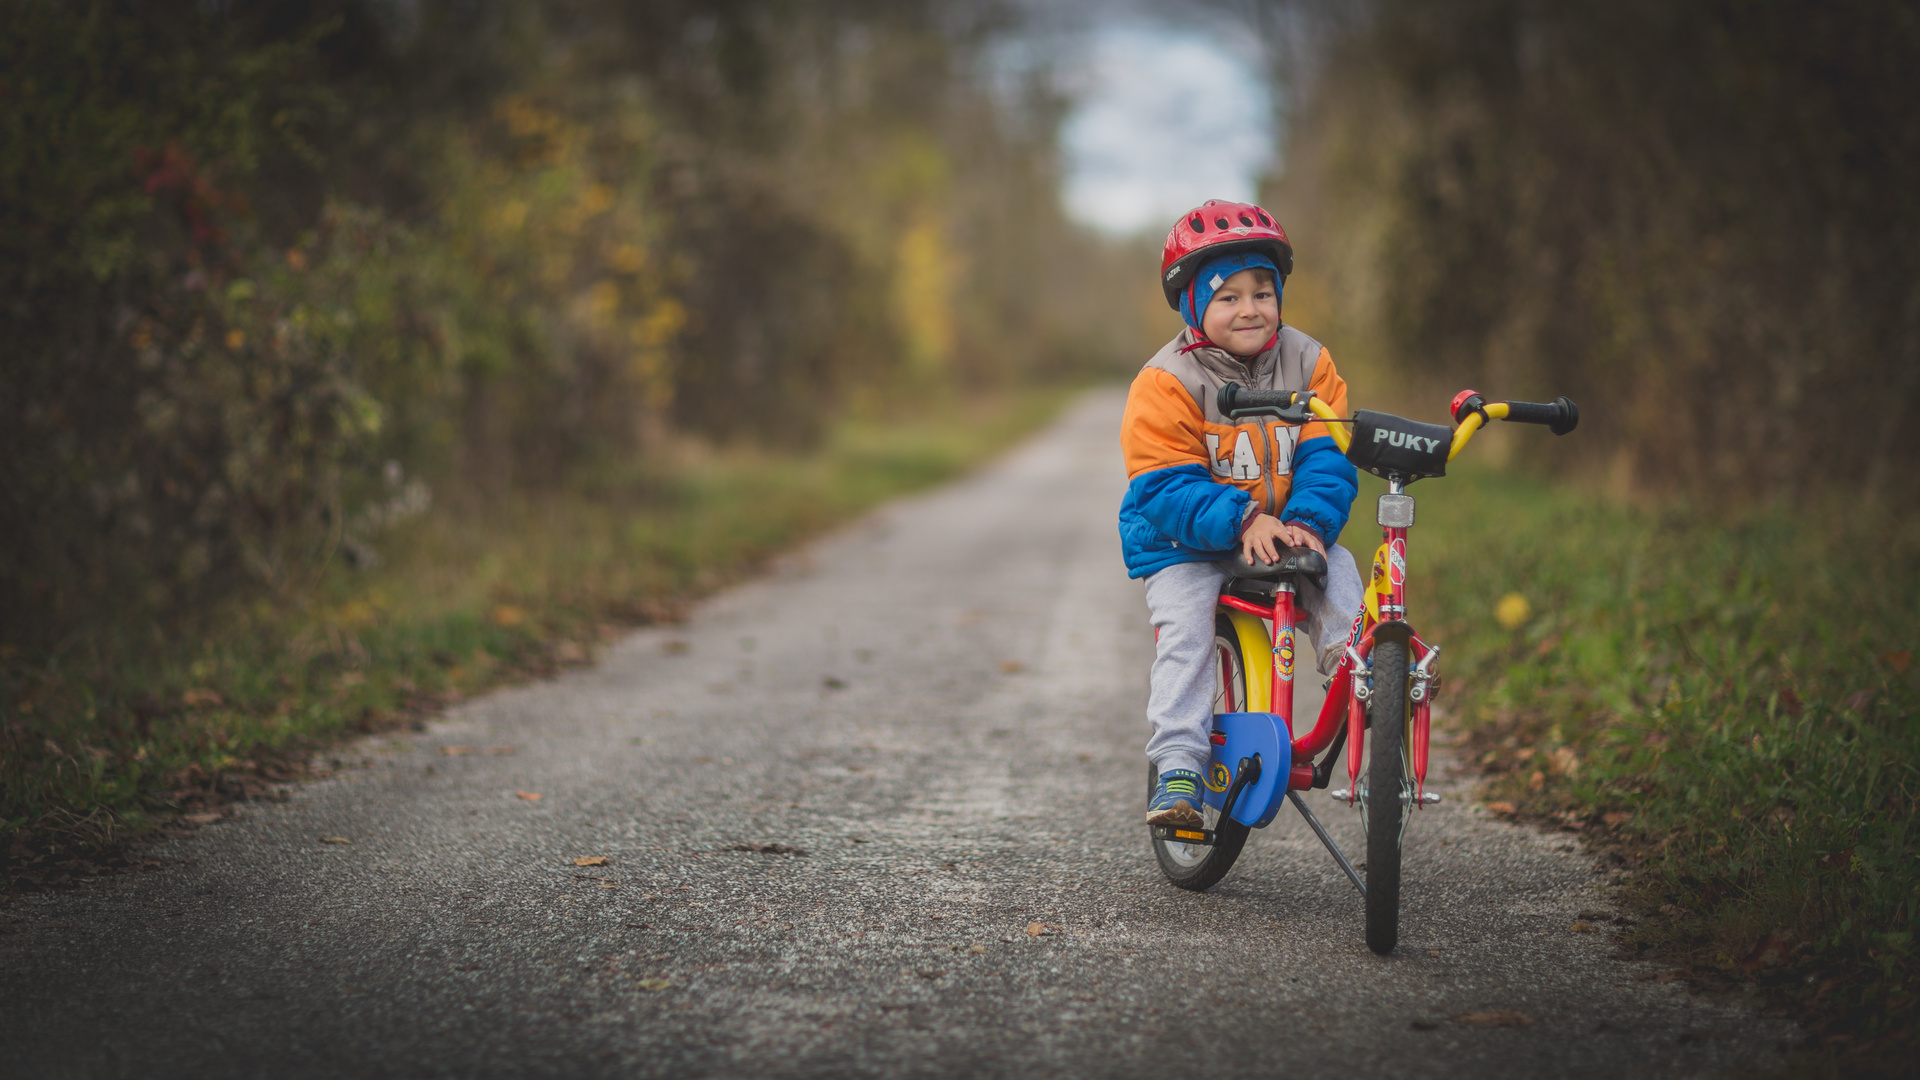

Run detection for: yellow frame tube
[[1220, 607, 1273, 716]]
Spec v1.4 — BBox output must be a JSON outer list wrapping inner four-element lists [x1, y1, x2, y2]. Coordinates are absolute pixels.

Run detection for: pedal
[[1151, 824, 1215, 846]]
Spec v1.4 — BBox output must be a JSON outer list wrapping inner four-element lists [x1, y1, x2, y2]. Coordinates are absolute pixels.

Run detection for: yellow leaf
[[574, 856, 609, 866], [440, 746, 474, 756], [637, 978, 673, 992], [1494, 592, 1531, 630], [319, 836, 351, 844], [516, 791, 543, 802]]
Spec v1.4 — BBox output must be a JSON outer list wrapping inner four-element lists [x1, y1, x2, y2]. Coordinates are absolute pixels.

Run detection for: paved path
[[0, 391, 1789, 1079]]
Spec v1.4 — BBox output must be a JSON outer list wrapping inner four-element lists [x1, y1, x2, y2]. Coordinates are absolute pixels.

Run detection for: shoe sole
[[1145, 803, 1204, 828]]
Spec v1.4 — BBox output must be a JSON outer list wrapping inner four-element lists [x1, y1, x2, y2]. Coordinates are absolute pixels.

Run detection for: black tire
[[1149, 613, 1251, 891], [1364, 638, 1410, 955]]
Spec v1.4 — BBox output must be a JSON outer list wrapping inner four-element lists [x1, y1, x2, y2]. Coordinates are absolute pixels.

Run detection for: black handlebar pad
[[1216, 382, 1315, 424], [1503, 397, 1580, 435]]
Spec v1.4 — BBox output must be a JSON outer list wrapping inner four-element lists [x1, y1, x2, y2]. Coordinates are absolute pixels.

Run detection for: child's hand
[[1240, 515, 1291, 565], [1241, 515, 1327, 565], [1278, 521, 1326, 555]]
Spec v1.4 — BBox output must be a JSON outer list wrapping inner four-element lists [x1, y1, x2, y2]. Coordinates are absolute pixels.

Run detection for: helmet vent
[[1189, 215, 1205, 232], [1239, 214, 1253, 226], [1214, 217, 1230, 229], [1256, 211, 1271, 226]]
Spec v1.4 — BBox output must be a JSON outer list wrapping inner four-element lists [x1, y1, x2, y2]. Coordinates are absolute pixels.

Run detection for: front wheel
[[1148, 613, 1252, 891], [1364, 638, 1410, 955]]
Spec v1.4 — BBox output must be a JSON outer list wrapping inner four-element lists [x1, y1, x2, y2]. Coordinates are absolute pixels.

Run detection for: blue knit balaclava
[[1179, 251, 1282, 331]]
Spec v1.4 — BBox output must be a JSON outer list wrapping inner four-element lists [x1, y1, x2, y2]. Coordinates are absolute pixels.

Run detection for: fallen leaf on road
[[183, 813, 222, 825], [440, 746, 474, 756], [1454, 1011, 1535, 1028], [597, 881, 618, 889], [998, 659, 1026, 674], [969, 945, 987, 954], [637, 978, 673, 991], [731, 842, 807, 856], [1569, 921, 1596, 933], [574, 856, 609, 866], [1486, 801, 1518, 815], [1026, 922, 1059, 937], [319, 836, 351, 844], [516, 791, 543, 801], [1739, 931, 1794, 972]]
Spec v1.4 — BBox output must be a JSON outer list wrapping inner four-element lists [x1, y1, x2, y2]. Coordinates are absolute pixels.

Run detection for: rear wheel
[[1363, 638, 1411, 955], [1150, 613, 1251, 891]]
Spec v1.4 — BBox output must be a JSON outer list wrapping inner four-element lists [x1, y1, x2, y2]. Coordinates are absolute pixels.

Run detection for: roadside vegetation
[[1397, 463, 1917, 1072], [1270, 2, 1920, 1070]]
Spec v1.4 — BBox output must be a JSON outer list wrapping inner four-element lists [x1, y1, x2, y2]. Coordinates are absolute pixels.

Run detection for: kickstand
[[1288, 791, 1366, 899]]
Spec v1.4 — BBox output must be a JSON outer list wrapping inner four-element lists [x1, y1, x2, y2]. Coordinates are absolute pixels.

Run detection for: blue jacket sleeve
[[1280, 436, 1358, 545], [1130, 464, 1252, 552]]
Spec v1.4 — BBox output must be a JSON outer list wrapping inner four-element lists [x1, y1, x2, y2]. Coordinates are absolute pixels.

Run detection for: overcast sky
[[1054, 18, 1275, 237]]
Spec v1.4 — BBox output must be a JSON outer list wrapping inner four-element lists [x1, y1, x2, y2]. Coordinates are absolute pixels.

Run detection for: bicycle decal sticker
[[1388, 538, 1407, 587], [1205, 763, 1232, 793], [1367, 542, 1392, 622], [1276, 625, 1295, 678]]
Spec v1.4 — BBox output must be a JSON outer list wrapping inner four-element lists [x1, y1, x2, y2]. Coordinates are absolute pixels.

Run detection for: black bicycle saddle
[[1228, 546, 1328, 590]]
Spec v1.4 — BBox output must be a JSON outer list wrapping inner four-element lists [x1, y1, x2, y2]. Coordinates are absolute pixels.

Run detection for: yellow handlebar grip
[[1447, 401, 1509, 461]]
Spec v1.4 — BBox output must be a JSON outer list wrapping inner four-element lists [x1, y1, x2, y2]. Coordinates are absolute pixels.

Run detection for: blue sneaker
[[1147, 769, 1205, 827]]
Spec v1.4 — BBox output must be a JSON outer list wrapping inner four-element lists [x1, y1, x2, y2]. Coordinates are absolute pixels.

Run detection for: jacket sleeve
[[1130, 464, 1252, 552], [1121, 367, 1250, 552], [1280, 349, 1358, 544], [1280, 437, 1356, 545]]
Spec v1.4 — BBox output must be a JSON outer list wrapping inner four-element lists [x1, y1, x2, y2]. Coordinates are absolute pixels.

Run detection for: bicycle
[[1146, 386, 1579, 955]]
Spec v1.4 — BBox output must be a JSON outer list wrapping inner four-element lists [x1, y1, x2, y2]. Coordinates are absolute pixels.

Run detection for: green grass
[[0, 389, 1074, 884], [1388, 461, 1919, 1069]]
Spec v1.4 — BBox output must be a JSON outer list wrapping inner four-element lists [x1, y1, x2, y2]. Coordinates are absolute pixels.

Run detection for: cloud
[[1059, 23, 1273, 236]]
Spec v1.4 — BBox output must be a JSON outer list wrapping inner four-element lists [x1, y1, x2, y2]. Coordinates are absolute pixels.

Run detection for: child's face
[[1201, 268, 1280, 356]]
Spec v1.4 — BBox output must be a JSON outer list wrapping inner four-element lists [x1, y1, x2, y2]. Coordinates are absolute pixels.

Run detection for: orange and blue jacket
[[1118, 325, 1357, 579]]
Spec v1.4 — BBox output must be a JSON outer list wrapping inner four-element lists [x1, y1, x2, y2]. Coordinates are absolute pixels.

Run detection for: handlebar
[[1215, 382, 1580, 466], [1450, 390, 1579, 436]]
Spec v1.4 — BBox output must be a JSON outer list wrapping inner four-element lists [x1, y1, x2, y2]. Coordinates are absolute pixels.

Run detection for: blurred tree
[[0, 0, 1144, 655], [1267, 0, 1920, 500]]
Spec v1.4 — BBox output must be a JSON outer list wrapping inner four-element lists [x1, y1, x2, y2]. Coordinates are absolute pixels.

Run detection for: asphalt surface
[[0, 390, 1792, 1079]]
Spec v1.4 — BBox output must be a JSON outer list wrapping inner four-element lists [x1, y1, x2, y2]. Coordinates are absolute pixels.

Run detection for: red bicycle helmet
[[1159, 199, 1294, 311]]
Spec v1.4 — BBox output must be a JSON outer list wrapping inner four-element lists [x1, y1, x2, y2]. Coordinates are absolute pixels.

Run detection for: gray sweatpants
[[1142, 547, 1366, 777]]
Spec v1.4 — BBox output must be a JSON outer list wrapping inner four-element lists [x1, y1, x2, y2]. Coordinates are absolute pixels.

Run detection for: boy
[[1120, 199, 1366, 827]]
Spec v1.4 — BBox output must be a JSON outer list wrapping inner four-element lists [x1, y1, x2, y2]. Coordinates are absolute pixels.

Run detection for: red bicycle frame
[[1217, 489, 1437, 800]]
